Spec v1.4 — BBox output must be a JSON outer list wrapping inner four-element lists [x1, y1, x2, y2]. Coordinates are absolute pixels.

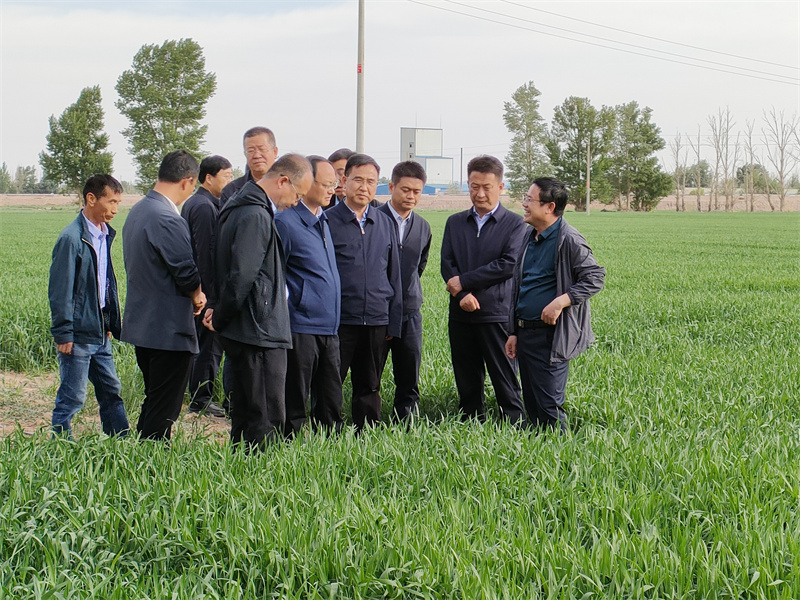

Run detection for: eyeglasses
[[522, 195, 534, 204], [289, 181, 304, 202], [316, 179, 339, 192]]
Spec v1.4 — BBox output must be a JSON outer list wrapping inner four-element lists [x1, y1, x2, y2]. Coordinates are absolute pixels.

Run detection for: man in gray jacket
[[505, 177, 605, 432]]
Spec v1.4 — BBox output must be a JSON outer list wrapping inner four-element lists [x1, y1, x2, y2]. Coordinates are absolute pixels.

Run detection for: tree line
[[503, 81, 799, 211]]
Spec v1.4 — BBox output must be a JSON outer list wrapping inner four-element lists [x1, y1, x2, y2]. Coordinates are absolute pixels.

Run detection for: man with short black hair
[[505, 177, 605, 432], [327, 153, 402, 430], [206, 154, 313, 449], [220, 127, 278, 205], [122, 150, 207, 440], [182, 155, 233, 418], [325, 148, 354, 210], [49, 174, 130, 438], [441, 155, 526, 423], [378, 161, 432, 420], [275, 156, 344, 436]]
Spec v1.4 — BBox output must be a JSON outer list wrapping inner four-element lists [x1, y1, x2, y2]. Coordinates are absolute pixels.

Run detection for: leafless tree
[[743, 120, 757, 212], [708, 113, 722, 211], [669, 132, 688, 211], [762, 107, 799, 212], [688, 125, 703, 211]]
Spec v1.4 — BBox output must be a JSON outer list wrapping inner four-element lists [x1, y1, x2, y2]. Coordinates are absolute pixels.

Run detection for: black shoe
[[188, 401, 226, 418]]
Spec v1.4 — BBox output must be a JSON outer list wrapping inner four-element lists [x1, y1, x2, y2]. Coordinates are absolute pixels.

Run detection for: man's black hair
[[328, 148, 355, 163], [344, 153, 380, 177], [533, 176, 569, 217], [391, 161, 427, 185], [82, 174, 123, 205], [158, 150, 200, 183], [467, 155, 503, 181], [199, 155, 232, 184], [306, 155, 332, 179]]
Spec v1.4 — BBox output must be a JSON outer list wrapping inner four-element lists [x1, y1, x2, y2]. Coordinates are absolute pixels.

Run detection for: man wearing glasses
[[326, 153, 402, 431], [220, 127, 278, 206], [205, 154, 313, 449]]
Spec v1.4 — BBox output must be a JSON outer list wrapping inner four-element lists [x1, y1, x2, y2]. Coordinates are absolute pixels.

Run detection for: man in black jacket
[[182, 155, 233, 418], [378, 161, 432, 421], [205, 154, 312, 448], [220, 127, 278, 206], [327, 153, 402, 430], [441, 155, 526, 423]]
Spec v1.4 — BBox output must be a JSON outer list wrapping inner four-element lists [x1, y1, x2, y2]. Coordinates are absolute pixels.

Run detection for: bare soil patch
[[0, 370, 230, 442]]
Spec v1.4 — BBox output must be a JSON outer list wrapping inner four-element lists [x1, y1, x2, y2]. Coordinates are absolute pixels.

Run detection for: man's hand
[[203, 308, 215, 332], [505, 335, 517, 360], [459, 293, 480, 313], [446, 275, 463, 297], [57, 342, 73, 355], [541, 293, 571, 325], [191, 287, 207, 316]]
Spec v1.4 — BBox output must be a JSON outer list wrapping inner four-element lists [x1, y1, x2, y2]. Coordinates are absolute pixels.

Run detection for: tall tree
[[687, 126, 705, 211], [502, 81, 550, 199], [0, 163, 13, 193], [609, 102, 671, 211], [762, 107, 799, 212], [13, 166, 37, 193], [39, 86, 113, 196], [669, 131, 689, 211], [546, 96, 614, 209], [116, 38, 216, 192]]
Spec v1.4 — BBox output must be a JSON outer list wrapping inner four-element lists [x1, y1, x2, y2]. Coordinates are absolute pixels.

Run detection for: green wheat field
[[0, 206, 798, 599]]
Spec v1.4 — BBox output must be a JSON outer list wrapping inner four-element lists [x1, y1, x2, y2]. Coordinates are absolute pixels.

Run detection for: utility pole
[[356, 0, 365, 153], [586, 136, 591, 215]]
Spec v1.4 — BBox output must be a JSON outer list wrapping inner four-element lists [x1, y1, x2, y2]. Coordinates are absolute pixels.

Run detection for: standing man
[[181, 155, 233, 418], [441, 155, 526, 423], [220, 127, 278, 205], [325, 148, 354, 210], [327, 153, 402, 430], [48, 175, 130, 438], [505, 177, 605, 432], [378, 161, 432, 421], [275, 156, 344, 436], [207, 154, 313, 448], [122, 150, 207, 441]]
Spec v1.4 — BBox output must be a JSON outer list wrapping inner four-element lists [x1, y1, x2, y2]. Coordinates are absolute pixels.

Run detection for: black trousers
[[448, 320, 523, 423], [339, 324, 388, 430], [285, 332, 344, 436], [134, 346, 193, 440], [381, 310, 423, 420], [188, 315, 223, 408], [220, 337, 287, 449], [517, 326, 570, 432]]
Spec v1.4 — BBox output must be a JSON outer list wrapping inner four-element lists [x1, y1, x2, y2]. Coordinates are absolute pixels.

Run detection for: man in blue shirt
[[505, 177, 605, 432], [48, 175, 129, 437]]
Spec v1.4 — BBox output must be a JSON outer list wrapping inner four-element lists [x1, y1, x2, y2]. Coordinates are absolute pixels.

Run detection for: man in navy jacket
[[378, 161, 432, 421], [275, 156, 344, 436], [181, 155, 233, 418], [441, 155, 526, 423], [327, 153, 402, 430], [121, 151, 207, 440]]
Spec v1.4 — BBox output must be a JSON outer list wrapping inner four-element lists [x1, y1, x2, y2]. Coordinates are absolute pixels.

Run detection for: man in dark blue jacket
[[327, 153, 402, 430], [48, 175, 129, 438], [441, 155, 526, 423], [275, 156, 343, 436], [207, 154, 312, 449], [378, 161, 432, 421], [182, 155, 233, 418]]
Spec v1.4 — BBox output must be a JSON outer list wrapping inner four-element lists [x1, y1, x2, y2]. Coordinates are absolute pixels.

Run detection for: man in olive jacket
[[207, 154, 312, 448], [505, 177, 605, 432]]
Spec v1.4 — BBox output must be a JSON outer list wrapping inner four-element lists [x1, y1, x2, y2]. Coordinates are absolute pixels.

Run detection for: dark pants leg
[[221, 337, 286, 449], [285, 333, 343, 436], [188, 316, 223, 408], [517, 327, 569, 432], [384, 311, 422, 421], [222, 357, 234, 414], [339, 324, 387, 430], [134, 346, 193, 440], [449, 320, 523, 423]]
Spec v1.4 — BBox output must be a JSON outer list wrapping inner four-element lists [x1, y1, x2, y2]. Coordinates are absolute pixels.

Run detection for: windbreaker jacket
[[212, 181, 291, 349], [48, 212, 121, 345], [377, 204, 432, 319], [326, 201, 402, 338], [219, 167, 253, 207], [121, 191, 201, 353], [510, 220, 605, 363], [275, 203, 341, 335], [440, 203, 526, 323]]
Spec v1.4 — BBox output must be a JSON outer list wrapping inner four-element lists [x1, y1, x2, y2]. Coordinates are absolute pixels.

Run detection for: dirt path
[[0, 370, 230, 441]]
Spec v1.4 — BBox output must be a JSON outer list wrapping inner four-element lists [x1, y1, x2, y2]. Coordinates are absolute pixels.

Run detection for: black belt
[[517, 319, 552, 330]]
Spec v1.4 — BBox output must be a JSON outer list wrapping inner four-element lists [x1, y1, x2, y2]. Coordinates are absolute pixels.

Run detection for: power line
[[499, 0, 798, 71], [407, 0, 799, 87], [445, 0, 798, 81]]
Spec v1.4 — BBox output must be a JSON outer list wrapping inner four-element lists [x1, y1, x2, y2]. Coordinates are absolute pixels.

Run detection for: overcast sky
[[1, 0, 798, 184]]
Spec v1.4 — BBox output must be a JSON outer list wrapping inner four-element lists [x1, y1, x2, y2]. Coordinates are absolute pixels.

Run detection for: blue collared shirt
[[386, 202, 411, 243], [517, 218, 562, 321], [348, 203, 370, 230], [470, 203, 500, 234], [82, 213, 108, 309]]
